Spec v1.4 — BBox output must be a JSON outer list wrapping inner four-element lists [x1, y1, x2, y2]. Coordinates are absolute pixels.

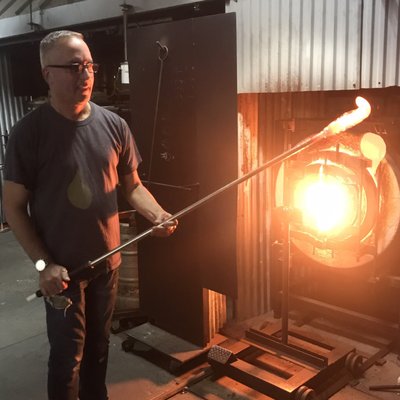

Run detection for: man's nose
[[80, 67, 92, 80]]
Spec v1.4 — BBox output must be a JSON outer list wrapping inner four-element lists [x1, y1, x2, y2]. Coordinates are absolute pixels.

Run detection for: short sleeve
[[117, 118, 142, 176]]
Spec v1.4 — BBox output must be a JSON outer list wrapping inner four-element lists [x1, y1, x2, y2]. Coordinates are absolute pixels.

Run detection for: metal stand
[[207, 208, 358, 399], [208, 328, 357, 399]]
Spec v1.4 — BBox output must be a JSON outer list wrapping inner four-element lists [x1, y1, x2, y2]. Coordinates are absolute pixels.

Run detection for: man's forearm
[[120, 172, 177, 237], [125, 183, 167, 224], [5, 206, 52, 264]]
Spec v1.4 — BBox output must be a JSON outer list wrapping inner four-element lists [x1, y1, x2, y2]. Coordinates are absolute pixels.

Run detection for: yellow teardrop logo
[[67, 170, 92, 209]]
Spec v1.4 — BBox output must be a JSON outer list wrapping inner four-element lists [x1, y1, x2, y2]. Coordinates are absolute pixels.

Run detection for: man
[[3, 30, 177, 400]]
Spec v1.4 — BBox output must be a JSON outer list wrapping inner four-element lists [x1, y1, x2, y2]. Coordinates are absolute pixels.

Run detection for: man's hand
[[151, 212, 178, 237], [39, 263, 70, 297]]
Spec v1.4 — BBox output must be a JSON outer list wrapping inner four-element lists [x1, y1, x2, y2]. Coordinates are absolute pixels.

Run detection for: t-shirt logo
[[67, 170, 92, 209]]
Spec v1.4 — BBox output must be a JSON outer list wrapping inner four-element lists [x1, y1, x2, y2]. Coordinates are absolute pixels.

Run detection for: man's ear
[[41, 67, 49, 84]]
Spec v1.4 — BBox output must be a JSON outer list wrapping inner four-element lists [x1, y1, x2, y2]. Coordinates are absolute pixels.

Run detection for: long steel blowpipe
[[27, 96, 371, 301]]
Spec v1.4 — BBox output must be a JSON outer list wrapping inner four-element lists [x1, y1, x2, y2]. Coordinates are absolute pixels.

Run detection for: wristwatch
[[34, 259, 48, 272]]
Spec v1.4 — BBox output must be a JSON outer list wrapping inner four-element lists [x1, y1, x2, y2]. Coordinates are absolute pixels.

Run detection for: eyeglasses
[[46, 62, 100, 74]]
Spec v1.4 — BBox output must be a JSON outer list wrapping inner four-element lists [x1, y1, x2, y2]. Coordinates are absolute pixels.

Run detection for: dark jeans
[[45, 268, 119, 400]]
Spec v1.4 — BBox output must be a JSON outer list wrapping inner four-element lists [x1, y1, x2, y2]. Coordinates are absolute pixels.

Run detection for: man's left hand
[[152, 213, 178, 237]]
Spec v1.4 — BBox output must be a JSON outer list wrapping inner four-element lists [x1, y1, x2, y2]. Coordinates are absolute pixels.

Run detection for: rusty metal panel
[[227, 0, 400, 93], [236, 93, 271, 320], [207, 289, 227, 339]]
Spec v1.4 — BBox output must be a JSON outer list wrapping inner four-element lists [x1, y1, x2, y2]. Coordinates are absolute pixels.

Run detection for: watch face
[[35, 259, 46, 271]]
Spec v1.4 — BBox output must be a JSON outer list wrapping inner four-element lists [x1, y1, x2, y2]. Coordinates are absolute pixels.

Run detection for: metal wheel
[[345, 352, 363, 376], [121, 338, 135, 352], [295, 385, 316, 400], [110, 319, 121, 334]]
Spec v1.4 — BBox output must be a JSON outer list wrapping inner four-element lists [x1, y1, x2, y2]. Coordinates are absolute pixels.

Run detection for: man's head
[[40, 30, 96, 110], [40, 30, 84, 68]]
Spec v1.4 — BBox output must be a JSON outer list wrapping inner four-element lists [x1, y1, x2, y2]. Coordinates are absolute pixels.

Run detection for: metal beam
[[0, 0, 17, 17], [39, 0, 53, 10], [15, 0, 32, 15]]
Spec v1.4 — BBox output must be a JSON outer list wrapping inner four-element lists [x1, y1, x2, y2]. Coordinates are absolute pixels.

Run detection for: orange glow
[[360, 132, 387, 175], [325, 97, 371, 135], [293, 165, 354, 235]]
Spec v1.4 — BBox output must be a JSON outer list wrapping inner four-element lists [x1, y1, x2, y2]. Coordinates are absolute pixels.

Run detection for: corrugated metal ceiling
[[0, 0, 83, 20], [0, 0, 212, 40]]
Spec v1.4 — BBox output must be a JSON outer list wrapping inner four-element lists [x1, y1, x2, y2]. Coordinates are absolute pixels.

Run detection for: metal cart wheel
[[345, 352, 363, 377], [295, 385, 316, 400]]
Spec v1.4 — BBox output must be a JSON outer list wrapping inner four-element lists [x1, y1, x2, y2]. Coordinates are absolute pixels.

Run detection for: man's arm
[[119, 170, 178, 236], [3, 181, 69, 296]]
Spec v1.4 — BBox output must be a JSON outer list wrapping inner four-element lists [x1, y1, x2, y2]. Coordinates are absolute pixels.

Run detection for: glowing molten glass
[[293, 166, 354, 235], [324, 96, 371, 135]]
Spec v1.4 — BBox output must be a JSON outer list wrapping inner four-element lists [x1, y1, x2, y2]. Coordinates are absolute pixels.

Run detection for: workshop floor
[[1, 228, 400, 400]]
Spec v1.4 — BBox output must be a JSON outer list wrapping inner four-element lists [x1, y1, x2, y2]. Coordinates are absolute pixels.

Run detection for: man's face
[[42, 37, 95, 107]]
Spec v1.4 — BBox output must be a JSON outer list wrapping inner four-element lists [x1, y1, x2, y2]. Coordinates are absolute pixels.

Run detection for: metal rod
[[15, 0, 31, 15], [27, 97, 371, 301], [123, 9, 128, 61], [121, 3, 132, 61], [245, 329, 328, 368], [0, 0, 16, 17], [281, 212, 290, 344], [140, 180, 197, 191], [39, 0, 53, 11], [369, 384, 400, 392]]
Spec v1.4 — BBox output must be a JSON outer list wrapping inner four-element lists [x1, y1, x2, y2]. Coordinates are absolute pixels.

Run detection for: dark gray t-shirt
[[4, 102, 141, 272]]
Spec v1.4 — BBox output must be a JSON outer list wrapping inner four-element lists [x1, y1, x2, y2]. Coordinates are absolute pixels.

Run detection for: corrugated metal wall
[[0, 51, 26, 226], [227, 0, 400, 93], [236, 93, 273, 320], [362, 0, 400, 88], [0, 52, 26, 135], [227, 0, 400, 323]]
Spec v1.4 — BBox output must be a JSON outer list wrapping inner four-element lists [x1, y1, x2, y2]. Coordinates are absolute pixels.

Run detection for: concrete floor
[[0, 229, 178, 400], [2, 228, 400, 400]]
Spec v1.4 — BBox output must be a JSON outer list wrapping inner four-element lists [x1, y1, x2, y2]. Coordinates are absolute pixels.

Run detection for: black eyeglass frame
[[46, 62, 100, 74]]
